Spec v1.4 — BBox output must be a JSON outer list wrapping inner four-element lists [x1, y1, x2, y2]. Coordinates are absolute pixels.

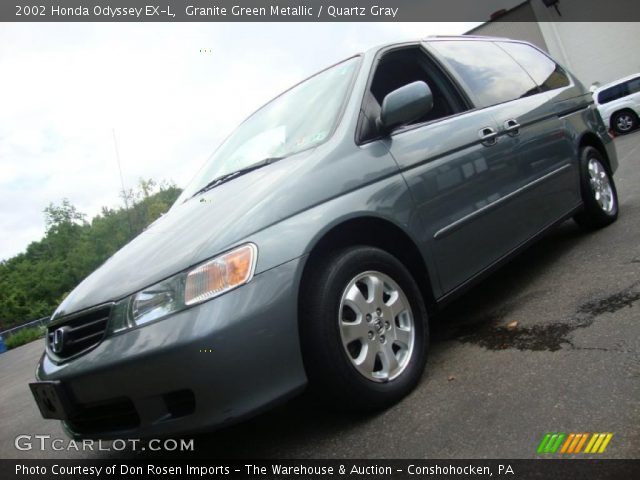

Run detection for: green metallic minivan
[[31, 36, 618, 438]]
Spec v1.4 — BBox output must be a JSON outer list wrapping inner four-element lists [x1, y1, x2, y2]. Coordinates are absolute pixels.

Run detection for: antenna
[[112, 128, 134, 238]]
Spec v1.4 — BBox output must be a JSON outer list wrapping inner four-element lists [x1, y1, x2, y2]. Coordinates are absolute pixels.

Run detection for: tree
[[44, 198, 86, 232], [0, 180, 182, 330]]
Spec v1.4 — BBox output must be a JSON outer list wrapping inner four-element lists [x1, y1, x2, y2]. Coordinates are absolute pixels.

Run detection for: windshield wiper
[[190, 156, 285, 199]]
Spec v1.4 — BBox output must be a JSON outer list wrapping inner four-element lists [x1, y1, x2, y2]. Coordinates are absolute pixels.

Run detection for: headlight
[[131, 274, 184, 326], [107, 243, 257, 334]]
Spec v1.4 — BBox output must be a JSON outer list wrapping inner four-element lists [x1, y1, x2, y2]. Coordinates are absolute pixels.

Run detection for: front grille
[[47, 305, 112, 359]]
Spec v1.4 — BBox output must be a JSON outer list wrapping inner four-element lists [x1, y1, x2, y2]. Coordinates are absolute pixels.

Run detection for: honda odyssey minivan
[[31, 36, 619, 438]]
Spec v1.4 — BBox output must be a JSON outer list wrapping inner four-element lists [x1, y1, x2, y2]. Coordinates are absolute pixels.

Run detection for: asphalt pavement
[[1, 133, 639, 460]]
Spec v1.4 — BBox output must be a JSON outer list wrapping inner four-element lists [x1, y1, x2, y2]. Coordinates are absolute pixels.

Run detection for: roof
[[362, 34, 520, 56], [593, 73, 640, 93], [423, 34, 510, 41]]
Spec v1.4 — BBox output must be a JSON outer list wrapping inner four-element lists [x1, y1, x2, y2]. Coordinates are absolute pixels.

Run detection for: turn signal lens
[[184, 244, 257, 305]]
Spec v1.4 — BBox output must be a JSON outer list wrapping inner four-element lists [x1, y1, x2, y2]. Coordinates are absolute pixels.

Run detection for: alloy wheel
[[338, 271, 415, 382], [587, 158, 616, 214], [615, 113, 634, 133]]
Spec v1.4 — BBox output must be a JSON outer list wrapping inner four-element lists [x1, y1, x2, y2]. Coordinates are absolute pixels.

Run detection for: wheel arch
[[578, 131, 612, 173], [298, 215, 437, 317]]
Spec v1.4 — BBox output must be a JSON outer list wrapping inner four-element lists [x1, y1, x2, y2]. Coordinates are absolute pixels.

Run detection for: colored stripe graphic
[[538, 433, 565, 453], [537, 433, 552, 454], [598, 434, 613, 453], [549, 433, 565, 453], [540, 433, 613, 454], [560, 434, 575, 454], [585, 433, 614, 454], [584, 434, 598, 453], [591, 434, 606, 453], [562, 433, 582, 453], [574, 433, 589, 453], [568, 434, 582, 453]]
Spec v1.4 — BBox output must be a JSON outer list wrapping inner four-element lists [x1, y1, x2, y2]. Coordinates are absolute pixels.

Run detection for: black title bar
[[2, 459, 640, 480], [3, 0, 640, 22]]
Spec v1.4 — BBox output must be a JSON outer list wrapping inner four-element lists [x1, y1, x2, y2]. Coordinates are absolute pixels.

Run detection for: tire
[[573, 146, 619, 230], [611, 110, 638, 135], [300, 246, 429, 410]]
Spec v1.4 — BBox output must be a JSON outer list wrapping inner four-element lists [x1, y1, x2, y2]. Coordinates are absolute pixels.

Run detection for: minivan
[[593, 73, 640, 135], [31, 36, 618, 439]]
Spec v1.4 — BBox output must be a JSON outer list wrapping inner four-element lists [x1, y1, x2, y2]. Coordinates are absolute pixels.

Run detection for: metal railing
[[0, 316, 49, 338]]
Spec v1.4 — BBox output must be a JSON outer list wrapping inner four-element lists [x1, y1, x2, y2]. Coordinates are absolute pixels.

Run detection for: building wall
[[535, 21, 640, 88], [468, 2, 548, 51], [468, 0, 640, 89]]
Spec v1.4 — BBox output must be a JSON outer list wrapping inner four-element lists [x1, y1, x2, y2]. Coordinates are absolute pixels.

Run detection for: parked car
[[31, 36, 618, 439], [593, 73, 640, 135]]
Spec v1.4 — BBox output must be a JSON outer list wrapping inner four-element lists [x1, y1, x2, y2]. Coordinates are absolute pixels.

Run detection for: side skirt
[[434, 202, 584, 309]]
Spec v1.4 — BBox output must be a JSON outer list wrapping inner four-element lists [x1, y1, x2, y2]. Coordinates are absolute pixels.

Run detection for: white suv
[[594, 74, 640, 135]]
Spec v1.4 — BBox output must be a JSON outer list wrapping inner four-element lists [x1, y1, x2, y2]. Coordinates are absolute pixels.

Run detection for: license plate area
[[29, 381, 75, 420]]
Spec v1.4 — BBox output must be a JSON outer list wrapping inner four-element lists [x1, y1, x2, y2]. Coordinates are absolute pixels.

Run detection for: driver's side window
[[357, 46, 468, 143]]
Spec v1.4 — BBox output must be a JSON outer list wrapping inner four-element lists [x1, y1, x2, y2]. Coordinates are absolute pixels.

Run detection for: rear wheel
[[611, 110, 637, 135], [300, 246, 428, 410], [573, 146, 618, 229]]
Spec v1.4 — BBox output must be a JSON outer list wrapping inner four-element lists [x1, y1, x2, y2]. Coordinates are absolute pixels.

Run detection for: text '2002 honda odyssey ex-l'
[[31, 36, 618, 438]]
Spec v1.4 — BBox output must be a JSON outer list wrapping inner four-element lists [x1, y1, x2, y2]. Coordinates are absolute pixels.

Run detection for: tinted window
[[598, 83, 630, 104], [497, 41, 570, 91], [627, 77, 640, 94], [431, 40, 538, 108]]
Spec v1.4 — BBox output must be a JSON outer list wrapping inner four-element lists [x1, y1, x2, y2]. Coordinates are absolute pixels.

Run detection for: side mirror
[[379, 81, 434, 133]]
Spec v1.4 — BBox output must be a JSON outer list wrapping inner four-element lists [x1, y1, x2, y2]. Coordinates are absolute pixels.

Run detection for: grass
[[4, 326, 46, 350]]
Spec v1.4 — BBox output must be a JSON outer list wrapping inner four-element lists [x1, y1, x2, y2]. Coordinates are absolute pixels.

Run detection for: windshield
[[177, 56, 360, 202]]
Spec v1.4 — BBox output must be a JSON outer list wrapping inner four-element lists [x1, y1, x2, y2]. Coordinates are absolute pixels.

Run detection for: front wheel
[[300, 246, 429, 410], [573, 146, 619, 229]]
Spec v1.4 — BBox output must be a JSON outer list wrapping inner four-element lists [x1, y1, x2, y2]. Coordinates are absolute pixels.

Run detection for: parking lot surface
[[1, 133, 639, 460]]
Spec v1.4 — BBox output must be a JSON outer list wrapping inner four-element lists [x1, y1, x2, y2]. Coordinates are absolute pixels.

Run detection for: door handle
[[478, 127, 498, 146], [504, 119, 521, 136]]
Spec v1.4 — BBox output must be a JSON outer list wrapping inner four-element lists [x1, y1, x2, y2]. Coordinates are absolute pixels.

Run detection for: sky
[[0, 22, 480, 261]]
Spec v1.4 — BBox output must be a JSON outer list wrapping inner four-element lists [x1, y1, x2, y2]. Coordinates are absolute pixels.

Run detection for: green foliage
[[0, 180, 182, 330], [4, 326, 46, 349]]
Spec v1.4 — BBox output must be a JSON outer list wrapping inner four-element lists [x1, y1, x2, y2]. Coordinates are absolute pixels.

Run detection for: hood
[[54, 151, 314, 317]]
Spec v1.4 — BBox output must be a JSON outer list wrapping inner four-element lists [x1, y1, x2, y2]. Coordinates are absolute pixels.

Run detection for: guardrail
[[0, 316, 49, 338]]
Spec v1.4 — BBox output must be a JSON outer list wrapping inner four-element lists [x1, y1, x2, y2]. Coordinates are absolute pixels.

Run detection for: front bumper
[[35, 257, 307, 439]]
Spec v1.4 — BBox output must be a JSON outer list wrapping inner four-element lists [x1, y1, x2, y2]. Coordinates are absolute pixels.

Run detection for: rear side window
[[598, 83, 630, 104], [497, 41, 570, 92], [628, 77, 640, 94], [430, 40, 538, 108]]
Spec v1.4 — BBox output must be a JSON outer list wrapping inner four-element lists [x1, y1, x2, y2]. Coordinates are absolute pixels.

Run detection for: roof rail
[[423, 34, 509, 41]]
